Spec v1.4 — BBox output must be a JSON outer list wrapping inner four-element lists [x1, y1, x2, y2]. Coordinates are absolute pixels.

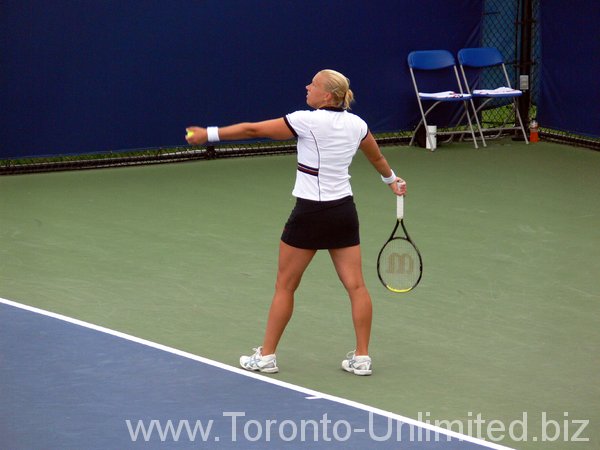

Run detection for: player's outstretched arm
[[185, 119, 294, 145]]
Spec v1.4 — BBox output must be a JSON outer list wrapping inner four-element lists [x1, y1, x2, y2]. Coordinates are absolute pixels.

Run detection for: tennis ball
[[186, 129, 194, 139]]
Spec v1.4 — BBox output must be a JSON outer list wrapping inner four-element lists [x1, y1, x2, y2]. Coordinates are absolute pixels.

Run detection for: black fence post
[[516, 0, 533, 135]]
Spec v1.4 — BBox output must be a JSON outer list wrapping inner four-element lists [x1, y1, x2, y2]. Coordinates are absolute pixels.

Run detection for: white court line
[[0, 297, 514, 450]]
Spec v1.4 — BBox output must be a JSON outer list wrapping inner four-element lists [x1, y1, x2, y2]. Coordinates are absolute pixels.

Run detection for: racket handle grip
[[397, 194, 404, 219]]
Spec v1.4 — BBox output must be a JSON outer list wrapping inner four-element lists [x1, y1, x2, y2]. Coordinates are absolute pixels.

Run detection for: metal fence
[[474, 0, 538, 142], [483, 0, 598, 150]]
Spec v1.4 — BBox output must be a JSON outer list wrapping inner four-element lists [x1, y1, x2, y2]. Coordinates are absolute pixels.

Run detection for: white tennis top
[[284, 107, 368, 201]]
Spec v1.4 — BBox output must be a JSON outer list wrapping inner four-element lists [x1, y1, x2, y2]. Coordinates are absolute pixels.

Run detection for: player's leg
[[261, 241, 317, 355], [328, 245, 372, 356]]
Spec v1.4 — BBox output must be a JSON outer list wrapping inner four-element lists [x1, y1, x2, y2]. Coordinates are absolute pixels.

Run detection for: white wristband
[[381, 170, 396, 184], [207, 126, 220, 143]]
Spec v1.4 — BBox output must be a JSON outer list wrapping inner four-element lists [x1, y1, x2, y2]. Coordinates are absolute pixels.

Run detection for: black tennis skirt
[[281, 196, 360, 250]]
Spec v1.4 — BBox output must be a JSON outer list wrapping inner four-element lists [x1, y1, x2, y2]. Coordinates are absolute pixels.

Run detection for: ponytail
[[319, 69, 355, 110], [342, 89, 355, 110]]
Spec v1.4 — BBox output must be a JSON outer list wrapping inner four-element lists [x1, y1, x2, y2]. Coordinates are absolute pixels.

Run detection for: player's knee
[[275, 275, 302, 293], [341, 277, 366, 293]]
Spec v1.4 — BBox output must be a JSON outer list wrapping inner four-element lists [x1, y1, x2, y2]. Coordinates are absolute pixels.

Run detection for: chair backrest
[[407, 50, 456, 70], [457, 47, 504, 68]]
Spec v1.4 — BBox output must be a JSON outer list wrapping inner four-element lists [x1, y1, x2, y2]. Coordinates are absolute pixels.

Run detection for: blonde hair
[[318, 69, 355, 110]]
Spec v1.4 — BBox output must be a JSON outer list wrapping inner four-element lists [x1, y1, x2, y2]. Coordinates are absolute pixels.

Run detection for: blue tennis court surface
[[0, 298, 513, 449]]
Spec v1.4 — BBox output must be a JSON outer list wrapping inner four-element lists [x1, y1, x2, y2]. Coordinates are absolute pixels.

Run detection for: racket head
[[377, 234, 423, 293]]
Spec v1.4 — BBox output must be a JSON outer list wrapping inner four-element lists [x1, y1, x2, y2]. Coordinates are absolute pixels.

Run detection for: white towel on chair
[[419, 91, 469, 99], [473, 87, 521, 95]]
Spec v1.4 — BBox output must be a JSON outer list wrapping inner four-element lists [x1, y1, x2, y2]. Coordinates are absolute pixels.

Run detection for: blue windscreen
[[538, 0, 600, 138], [1, 1, 483, 158]]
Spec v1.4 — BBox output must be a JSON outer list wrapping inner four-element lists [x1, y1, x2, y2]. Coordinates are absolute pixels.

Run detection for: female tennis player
[[186, 69, 406, 376]]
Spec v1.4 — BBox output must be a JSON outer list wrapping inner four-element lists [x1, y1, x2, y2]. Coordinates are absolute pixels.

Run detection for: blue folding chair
[[458, 47, 529, 146], [407, 50, 482, 150]]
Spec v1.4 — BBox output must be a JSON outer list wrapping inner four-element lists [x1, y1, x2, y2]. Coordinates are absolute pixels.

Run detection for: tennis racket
[[377, 193, 423, 293]]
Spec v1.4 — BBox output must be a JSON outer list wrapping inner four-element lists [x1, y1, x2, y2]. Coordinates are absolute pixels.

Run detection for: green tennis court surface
[[1, 140, 598, 449]]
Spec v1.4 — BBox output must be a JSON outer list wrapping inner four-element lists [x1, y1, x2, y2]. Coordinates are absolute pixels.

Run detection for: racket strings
[[378, 238, 421, 292]]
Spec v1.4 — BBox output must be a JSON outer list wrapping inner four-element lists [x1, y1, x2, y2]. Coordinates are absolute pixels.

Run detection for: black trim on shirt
[[297, 162, 319, 177], [319, 106, 345, 112], [283, 116, 298, 137]]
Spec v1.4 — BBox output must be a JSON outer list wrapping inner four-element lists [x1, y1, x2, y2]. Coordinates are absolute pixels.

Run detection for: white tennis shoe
[[240, 347, 279, 373], [341, 350, 372, 376]]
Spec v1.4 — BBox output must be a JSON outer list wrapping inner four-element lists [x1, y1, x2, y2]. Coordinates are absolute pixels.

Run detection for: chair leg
[[411, 101, 439, 150], [409, 117, 425, 147], [470, 99, 487, 147], [513, 100, 530, 144], [462, 101, 479, 149]]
